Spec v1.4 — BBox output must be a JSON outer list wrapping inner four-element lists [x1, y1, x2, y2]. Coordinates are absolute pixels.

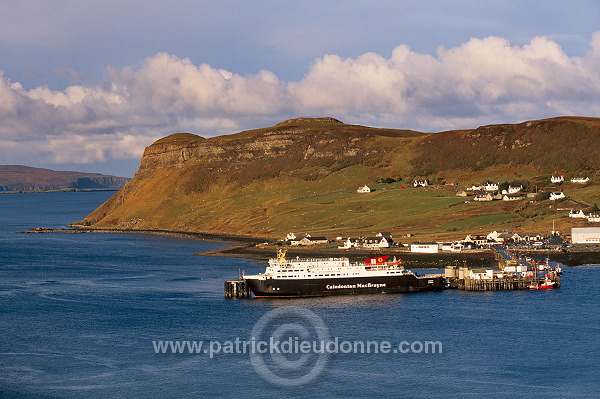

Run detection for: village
[[278, 173, 600, 254], [281, 229, 573, 253]]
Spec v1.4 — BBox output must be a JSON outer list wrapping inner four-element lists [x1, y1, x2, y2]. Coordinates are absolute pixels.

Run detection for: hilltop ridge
[[0, 165, 131, 192]]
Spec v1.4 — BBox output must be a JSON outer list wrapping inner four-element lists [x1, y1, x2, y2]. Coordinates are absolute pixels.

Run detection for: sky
[[0, 0, 599, 177]]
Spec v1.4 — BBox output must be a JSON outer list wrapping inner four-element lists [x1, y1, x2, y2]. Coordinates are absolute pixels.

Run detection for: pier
[[457, 275, 561, 291], [224, 279, 251, 298]]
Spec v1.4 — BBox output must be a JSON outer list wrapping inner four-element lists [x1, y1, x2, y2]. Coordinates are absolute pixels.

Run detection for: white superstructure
[[244, 251, 409, 281]]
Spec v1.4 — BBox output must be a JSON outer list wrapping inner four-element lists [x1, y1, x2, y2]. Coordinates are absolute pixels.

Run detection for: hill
[[76, 116, 600, 241], [0, 165, 131, 192]]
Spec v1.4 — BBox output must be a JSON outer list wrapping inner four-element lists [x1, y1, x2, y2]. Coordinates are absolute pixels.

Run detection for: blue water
[[1, 192, 599, 398]]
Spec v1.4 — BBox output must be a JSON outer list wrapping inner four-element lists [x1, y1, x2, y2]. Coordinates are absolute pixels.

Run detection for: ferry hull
[[245, 275, 445, 297]]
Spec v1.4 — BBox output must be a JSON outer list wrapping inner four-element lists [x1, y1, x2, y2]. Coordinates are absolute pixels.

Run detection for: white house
[[508, 185, 523, 194], [338, 236, 393, 249], [588, 215, 600, 222], [569, 209, 587, 218], [357, 185, 372, 193], [502, 194, 522, 201], [286, 232, 309, 242], [571, 177, 590, 183], [413, 180, 429, 187], [502, 185, 523, 195], [484, 183, 499, 191], [467, 185, 484, 191], [487, 230, 518, 243], [549, 192, 566, 200], [410, 243, 439, 253], [362, 236, 394, 248], [551, 175, 564, 183], [338, 238, 360, 249]]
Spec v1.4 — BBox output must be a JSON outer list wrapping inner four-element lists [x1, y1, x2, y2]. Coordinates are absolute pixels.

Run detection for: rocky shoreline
[[21, 226, 600, 267]]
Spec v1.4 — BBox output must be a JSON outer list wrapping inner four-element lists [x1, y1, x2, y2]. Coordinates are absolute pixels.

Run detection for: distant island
[[0, 165, 130, 192], [72, 116, 599, 246]]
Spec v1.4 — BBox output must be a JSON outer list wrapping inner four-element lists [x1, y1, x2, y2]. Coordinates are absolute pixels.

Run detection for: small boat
[[529, 278, 557, 290]]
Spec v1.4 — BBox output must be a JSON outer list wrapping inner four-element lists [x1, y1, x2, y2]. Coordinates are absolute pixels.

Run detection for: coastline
[[21, 226, 600, 267], [1, 188, 121, 194], [20, 226, 269, 245]]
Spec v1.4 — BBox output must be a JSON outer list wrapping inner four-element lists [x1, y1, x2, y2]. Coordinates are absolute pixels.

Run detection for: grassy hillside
[[79, 116, 600, 241]]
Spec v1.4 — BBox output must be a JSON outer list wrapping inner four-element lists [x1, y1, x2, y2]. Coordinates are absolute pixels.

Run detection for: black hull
[[245, 275, 445, 297]]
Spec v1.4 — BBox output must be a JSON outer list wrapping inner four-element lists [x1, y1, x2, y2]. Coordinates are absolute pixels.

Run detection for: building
[[291, 236, 328, 246], [569, 209, 587, 218], [286, 233, 310, 242], [506, 185, 522, 194], [571, 227, 600, 244], [588, 215, 600, 222], [456, 190, 468, 197], [549, 192, 565, 200], [487, 230, 518, 243], [357, 185, 372, 193], [410, 243, 439, 253], [463, 234, 489, 245], [440, 242, 464, 252], [518, 233, 544, 242], [502, 194, 522, 201], [474, 193, 493, 202], [503, 263, 528, 273], [551, 175, 564, 183], [362, 236, 394, 248], [338, 238, 361, 249], [571, 177, 590, 183], [413, 180, 429, 187], [338, 235, 393, 249], [469, 269, 495, 280], [467, 185, 484, 191], [484, 183, 499, 191]]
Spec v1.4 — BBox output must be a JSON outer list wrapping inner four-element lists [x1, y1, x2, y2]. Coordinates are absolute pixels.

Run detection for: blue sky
[[0, 0, 599, 177]]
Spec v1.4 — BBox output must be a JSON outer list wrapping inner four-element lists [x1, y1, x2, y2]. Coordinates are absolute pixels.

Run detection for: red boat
[[529, 278, 557, 290]]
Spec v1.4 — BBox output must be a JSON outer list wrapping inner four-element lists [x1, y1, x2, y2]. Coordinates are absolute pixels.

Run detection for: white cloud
[[0, 33, 599, 166]]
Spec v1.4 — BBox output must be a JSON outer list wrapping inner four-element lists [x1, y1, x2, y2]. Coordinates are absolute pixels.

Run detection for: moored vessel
[[529, 277, 558, 290], [242, 250, 444, 297]]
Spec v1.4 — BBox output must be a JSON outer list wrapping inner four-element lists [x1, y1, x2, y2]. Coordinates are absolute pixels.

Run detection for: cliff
[[78, 116, 600, 239]]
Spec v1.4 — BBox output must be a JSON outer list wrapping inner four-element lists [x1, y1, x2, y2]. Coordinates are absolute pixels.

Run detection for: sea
[[1, 191, 599, 398]]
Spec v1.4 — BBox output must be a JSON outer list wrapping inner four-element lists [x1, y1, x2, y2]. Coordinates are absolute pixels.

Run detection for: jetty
[[224, 279, 251, 298], [445, 245, 563, 291], [457, 274, 560, 291]]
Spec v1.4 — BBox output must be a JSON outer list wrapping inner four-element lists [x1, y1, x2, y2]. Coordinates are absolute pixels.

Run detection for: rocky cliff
[[77, 116, 600, 239]]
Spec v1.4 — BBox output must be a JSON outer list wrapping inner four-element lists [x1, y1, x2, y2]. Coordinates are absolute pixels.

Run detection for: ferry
[[242, 250, 445, 297]]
